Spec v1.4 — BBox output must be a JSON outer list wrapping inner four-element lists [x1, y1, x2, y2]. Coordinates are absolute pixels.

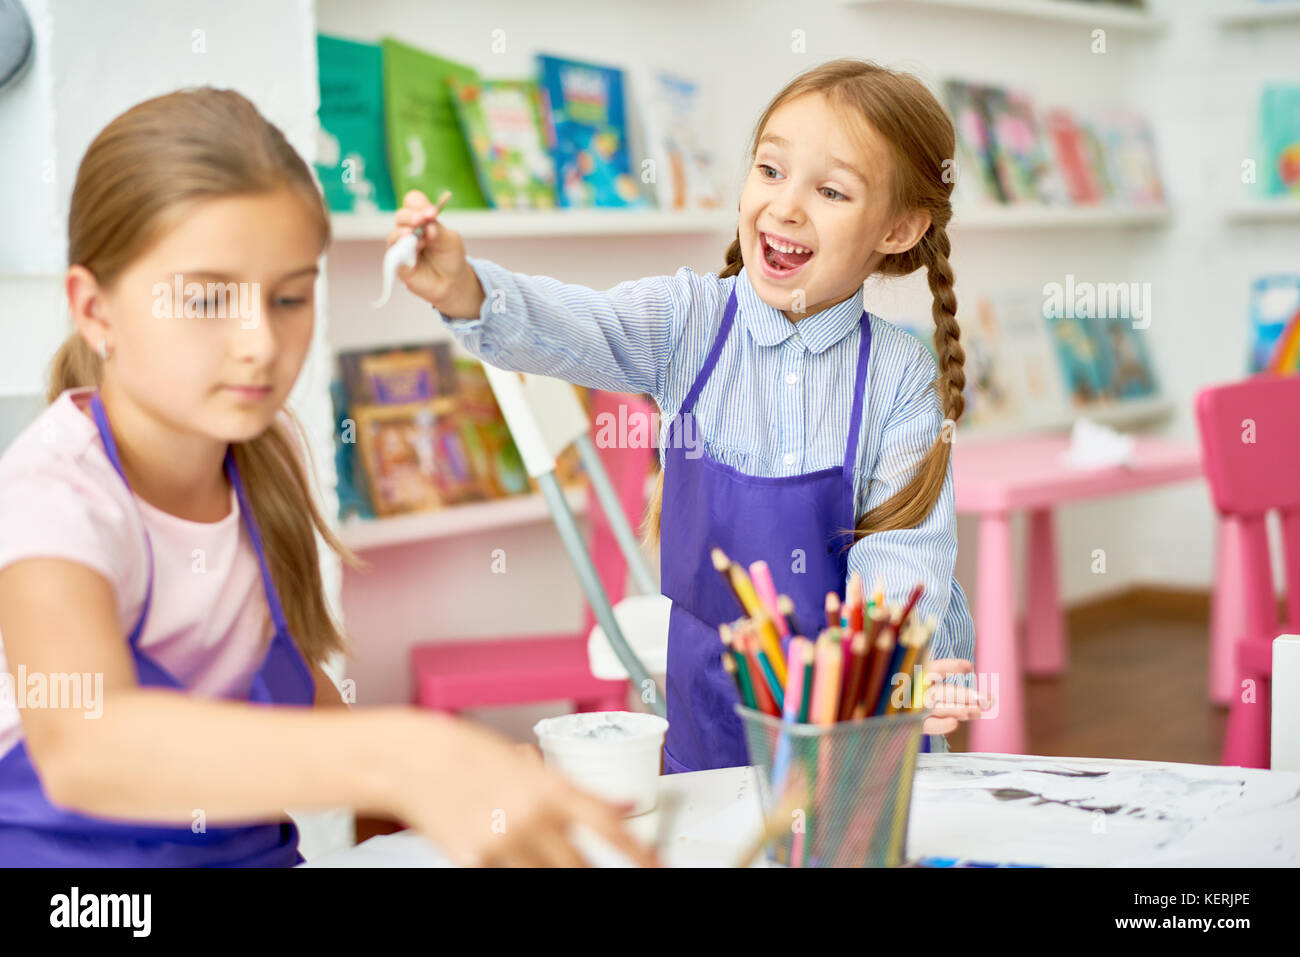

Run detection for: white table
[[302, 753, 1300, 868]]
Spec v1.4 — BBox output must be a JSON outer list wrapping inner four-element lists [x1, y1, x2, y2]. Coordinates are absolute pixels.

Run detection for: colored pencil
[[877, 620, 913, 716], [776, 594, 799, 638], [846, 572, 865, 632], [748, 560, 786, 635], [739, 628, 779, 717], [824, 591, 841, 631], [715, 554, 788, 687], [886, 622, 922, 715], [856, 613, 898, 720], [896, 582, 925, 632], [839, 631, 870, 721], [797, 642, 815, 723], [810, 635, 843, 725], [771, 636, 810, 793], [720, 623, 756, 709]]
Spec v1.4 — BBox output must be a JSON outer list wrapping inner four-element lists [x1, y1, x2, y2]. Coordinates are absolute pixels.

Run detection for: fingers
[[574, 794, 660, 868], [925, 657, 974, 674], [922, 716, 959, 735]]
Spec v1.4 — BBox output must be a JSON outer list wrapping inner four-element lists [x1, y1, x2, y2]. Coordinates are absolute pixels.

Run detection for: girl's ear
[[66, 265, 111, 355], [875, 209, 932, 258]]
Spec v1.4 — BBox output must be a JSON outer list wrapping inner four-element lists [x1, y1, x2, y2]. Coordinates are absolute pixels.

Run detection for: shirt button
[[783, 452, 796, 466], [785, 372, 798, 385]]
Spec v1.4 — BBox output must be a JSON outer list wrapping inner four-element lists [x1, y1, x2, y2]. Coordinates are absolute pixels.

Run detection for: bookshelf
[[331, 209, 737, 242], [339, 483, 589, 551], [846, 0, 1166, 32], [339, 473, 658, 551], [1225, 198, 1300, 224], [1218, 2, 1300, 27], [950, 204, 1171, 231]]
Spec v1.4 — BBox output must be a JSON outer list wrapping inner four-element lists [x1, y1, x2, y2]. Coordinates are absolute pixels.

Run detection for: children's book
[[536, 54, 647, 208], [1097, 315, 1158, 399], [630, 69, 723, 211], [944, 80, 1006, 205], [315, 34, 396, 214], [1249, 275, 1300, 373], [1044, 108, 1105, 205], [961, 292, 1068, 429], [448, 77, 559, 210], [981, 87, 1066, 205], [1254, 85, 1300, 199], [1095, 110, 1165, 206], [380, 38, 489, 210], [1047, 312, 1113, 406]]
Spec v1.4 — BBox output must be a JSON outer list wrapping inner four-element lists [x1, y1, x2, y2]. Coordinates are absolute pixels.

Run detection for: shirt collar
[[734, 267, 865, 354]]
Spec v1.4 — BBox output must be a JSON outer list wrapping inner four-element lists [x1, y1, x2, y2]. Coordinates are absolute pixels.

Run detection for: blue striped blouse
[[437, 258, 976, 680]]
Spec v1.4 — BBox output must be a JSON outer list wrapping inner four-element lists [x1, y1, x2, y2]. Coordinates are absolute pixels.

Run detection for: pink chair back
[[1195, 375, 1300, 643], [580, 391, 658, 636], [1196, 374, 1300, 767]]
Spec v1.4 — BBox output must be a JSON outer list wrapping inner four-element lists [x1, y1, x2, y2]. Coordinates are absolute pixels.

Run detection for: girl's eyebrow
[[164, 266, 320, 282], [757, 133, 867, 185]]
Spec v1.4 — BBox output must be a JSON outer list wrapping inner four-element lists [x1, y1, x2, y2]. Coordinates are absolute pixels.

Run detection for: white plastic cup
[[532, 711, 669, 816]]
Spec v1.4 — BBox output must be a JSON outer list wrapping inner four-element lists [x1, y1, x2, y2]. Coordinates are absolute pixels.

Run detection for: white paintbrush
[[372, 189, 452, 308]]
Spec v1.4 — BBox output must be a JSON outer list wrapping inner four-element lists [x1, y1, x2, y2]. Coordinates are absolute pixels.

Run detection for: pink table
[[953, 434, 1206, 754]]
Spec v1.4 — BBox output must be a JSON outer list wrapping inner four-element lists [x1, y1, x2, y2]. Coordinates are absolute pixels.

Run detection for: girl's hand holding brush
[[387, 188, 486, 319]]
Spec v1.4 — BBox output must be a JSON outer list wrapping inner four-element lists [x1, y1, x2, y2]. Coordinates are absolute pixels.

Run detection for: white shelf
[[331, 209, 736, 242], [950, 204, 1171, 231], [1218, 2, 1300, 26], [960, 396, 1176, 442], [847, 0, 1166, 32], [1225, 198, 1300, 223], [340, 483, 590, 551]]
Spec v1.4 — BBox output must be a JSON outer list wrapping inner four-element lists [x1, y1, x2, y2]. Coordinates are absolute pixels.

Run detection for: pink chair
[[1195, 374, 1300, 768], [411, 390, 657, 716]]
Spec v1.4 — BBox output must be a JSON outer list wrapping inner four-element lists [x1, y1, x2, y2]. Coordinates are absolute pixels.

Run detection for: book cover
[[1047, 313, 1113, 406], [315, 34, 396, 214], [1044, 108, 1105, 205], [380, 37, 489, 210], [631, 68, 723, 211], [1098, 315, 1158, 399], [536, 54, 647, 208], [960, 292, 1067, 429], [448, 77, 559, 210], [982, 87, 1065, 205], [943, 80, 1006, 205], [1255, 85, 1300, 199], [1095, 110, 1165, 206], [1249, 275, 1300, 373]]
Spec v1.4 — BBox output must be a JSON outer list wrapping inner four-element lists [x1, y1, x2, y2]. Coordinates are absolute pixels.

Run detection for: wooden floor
[[947, 593, 1229, 764]]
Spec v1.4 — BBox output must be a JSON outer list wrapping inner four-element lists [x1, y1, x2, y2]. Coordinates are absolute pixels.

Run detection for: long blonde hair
[[48, 88, 356, 670], [642, 59, 964, 550]]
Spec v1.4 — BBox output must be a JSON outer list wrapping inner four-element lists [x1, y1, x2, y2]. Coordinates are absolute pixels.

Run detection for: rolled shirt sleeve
[[434, 256, 699, 403]]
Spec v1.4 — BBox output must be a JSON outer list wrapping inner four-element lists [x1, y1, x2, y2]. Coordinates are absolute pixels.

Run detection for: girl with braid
[[391, 59, 990, 771]]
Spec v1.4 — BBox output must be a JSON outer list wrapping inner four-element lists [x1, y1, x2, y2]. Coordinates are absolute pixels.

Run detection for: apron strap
[[677, 285, 740, 417], [841, 311, 873, 535], [89, 392, 155, 647]]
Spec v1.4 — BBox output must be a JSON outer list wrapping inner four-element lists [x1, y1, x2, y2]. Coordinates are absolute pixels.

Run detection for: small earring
[[97, 339, 109, 361]]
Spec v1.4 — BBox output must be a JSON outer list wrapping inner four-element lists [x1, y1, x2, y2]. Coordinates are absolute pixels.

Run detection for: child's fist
[[386, 190, 484, 318]]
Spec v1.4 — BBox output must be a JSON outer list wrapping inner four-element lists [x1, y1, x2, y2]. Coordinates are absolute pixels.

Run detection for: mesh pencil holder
[[734, 704, 931, 868]]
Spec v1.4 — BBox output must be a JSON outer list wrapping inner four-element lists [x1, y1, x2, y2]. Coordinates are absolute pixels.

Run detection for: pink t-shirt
[[0, 387, 280, 760]]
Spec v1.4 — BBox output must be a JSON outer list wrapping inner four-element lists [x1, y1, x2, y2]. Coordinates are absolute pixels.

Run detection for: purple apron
[[660, 285, 872, 773], [0, 392, 316, 866]]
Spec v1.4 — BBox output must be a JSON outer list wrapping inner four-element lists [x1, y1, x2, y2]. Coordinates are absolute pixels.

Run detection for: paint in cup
[[532, 711, 669, 816]]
